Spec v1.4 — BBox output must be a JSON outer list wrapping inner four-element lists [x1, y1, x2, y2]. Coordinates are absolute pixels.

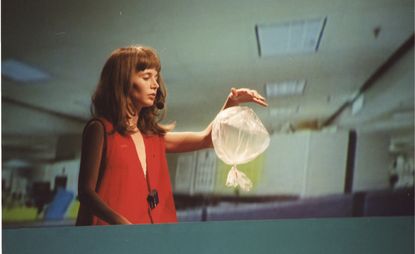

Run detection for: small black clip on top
[[147, 189, 159, 209]]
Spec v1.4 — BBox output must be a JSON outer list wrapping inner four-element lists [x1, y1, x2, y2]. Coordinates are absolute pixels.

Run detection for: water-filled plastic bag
[[212, 106, 270, 191]]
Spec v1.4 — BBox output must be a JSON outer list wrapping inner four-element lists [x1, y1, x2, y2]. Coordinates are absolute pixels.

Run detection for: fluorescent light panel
[[392, 111, 414, 121], [256, 17, 327, 57], [265, 80, 306, 98], [269, 106, 299, 116], [2, 59, 50, 82]]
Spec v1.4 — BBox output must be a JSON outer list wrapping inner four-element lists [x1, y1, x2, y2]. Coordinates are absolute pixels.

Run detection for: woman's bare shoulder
[[84, 120, 105, 139]]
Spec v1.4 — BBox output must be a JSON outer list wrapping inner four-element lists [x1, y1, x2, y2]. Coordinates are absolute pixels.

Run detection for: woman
[[76, 46, 267, 225]]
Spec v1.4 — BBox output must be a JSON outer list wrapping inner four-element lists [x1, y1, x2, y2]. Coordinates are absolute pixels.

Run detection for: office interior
[[2, 0, 414, 228]]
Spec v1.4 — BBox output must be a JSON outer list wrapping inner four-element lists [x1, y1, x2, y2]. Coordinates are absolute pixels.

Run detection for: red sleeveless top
[[77, 118, 177, 225]]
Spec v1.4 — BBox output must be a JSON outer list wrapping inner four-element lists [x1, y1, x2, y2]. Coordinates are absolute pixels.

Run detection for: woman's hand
[[227, 87, 268, 107]]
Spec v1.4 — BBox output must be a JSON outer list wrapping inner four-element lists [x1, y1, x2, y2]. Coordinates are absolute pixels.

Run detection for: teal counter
[[3, 217, 414, 254]]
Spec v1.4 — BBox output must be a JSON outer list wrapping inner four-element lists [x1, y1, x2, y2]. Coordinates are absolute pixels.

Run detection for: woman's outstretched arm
[[77, 121, 131, 225], [164, 88, 267, 153]]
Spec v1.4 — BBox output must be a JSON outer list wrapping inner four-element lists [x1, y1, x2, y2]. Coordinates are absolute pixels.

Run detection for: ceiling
[[2, 0, 414, 164]]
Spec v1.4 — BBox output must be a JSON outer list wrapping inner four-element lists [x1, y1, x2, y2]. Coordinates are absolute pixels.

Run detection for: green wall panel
[[3, 217, 414, 254]]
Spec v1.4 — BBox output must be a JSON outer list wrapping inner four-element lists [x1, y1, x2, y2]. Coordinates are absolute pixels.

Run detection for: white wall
[[259, 130, 349, 197], [258, 132, 309, 195], [353, 132, 391, 191], [305, 131, 349, 197]]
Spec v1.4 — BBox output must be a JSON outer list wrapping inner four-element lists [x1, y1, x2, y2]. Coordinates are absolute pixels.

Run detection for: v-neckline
[[129, 131, 148, 180]]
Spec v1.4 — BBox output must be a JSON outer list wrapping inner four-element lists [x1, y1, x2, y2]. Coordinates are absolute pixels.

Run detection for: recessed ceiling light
[[269, 106, 300, 117], [392, 111, 414, 121], [3, 159, 31, 168], [265, 80, 306, 98], [256, 17, 327, 57], [351, 94, 364, 115], [2, 59, 51, 82]]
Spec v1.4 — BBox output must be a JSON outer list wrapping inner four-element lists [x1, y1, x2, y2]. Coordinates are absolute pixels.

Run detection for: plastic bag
[[212, 106, 270, 191]]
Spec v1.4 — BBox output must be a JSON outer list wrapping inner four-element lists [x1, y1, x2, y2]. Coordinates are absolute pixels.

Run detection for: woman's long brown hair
[[91, 46, 171, 135]]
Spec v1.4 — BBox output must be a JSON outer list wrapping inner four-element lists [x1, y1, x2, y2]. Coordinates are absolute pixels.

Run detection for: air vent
[[255, 17, 327, 57], [2, 59, 50, 82]]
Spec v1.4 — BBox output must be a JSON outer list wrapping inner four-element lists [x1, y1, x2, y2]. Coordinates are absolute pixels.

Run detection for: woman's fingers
[[253, 97, 268, 107], [229, 88, 268, 107], [243, 88, 268, 106], [253, 90, 266, 101]]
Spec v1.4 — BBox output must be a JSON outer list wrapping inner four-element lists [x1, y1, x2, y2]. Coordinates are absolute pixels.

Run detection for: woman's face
[[129, 68, 159, 109]]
